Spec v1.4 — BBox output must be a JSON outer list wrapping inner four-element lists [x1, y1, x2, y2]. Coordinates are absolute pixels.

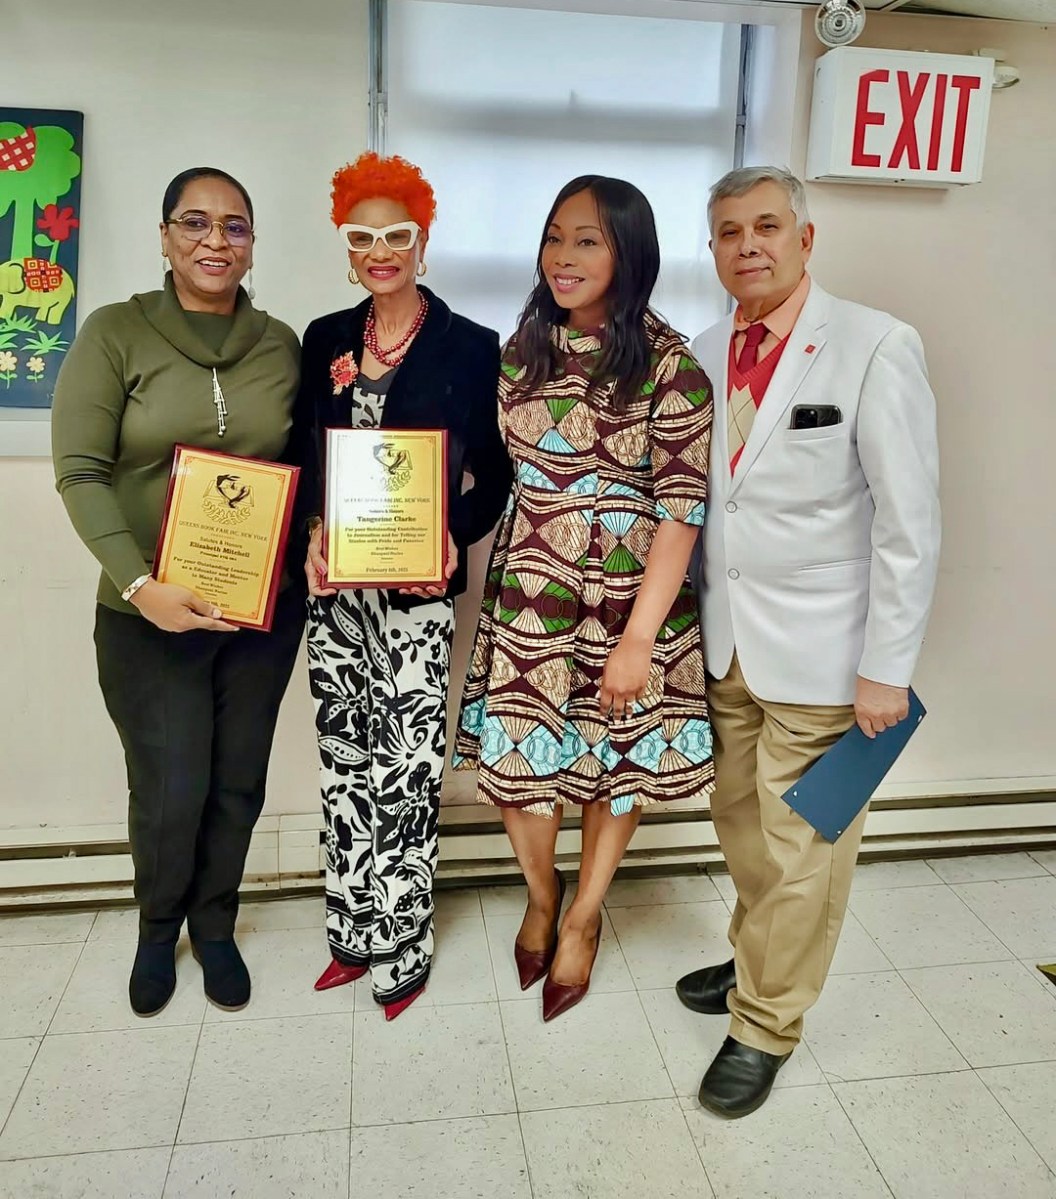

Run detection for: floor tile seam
[[509, 1091, 680, 1118], [601, 893, 727, 911], [346, 975, 356, 1176], [38, 934, 91, 1042], [348, 1108, 530, 1134], [929, 868, 1052, 886], [850, 880, 949, 899], [676, 1102, 719, 1199], [351, 1104, 520, 1131], [819, 1061, 982, 1085], [202, 1002, 357, 1028], [975, 1064, 1056, 1173], [496, 992, 539, 1199], [0, 1034, 45, 1147], [347, 1093, 680, 1129], [0, 936, 93, 950], [495, 983, 531, 1134], [825, 1065, 991, 1089], [941, 884, 1037, 960], [174, 1117, 353, 1148], [890, 952, 1036, 980], [1026, 851, 1056, 877], [46, 1014, 208, 1037], [0, 1139, 176, 1166], [897, 958, 1056, 1000], [163, 1006, 208, 1191], [36, 1009, 356, 1040], [636, 984, 687, 1106], [346, 1122, 354, 1199], [826, 1081, 898, 1198]]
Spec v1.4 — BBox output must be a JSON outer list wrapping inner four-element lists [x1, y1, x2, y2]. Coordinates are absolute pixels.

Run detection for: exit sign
[[807, 48, 994, 187]]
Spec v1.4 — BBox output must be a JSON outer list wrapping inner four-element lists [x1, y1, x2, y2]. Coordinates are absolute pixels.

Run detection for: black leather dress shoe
[[129, 942, 177, 1016], [698, 1036, 790, 1118], [675, 958, 736, 1014], [192, 939, 251, 1010]]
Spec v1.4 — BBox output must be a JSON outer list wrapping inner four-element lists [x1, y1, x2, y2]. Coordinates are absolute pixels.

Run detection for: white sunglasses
[[338, 221, 422, 253]]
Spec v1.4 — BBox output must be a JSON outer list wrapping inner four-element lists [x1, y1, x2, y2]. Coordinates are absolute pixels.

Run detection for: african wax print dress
[[454, 315, 715, 817]]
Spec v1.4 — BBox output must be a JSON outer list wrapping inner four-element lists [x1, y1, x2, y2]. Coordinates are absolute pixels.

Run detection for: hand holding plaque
[[154, 446, 299, 631], [323, 428, 447, 588]]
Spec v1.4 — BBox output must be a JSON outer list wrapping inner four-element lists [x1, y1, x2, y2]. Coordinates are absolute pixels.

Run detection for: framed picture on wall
[[0, 107, 83, 413]]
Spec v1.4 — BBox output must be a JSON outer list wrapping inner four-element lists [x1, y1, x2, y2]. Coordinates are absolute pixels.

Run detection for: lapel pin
[[805, 344, 816, 354]]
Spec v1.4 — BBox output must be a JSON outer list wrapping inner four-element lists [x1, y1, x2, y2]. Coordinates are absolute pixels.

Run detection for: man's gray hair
[[707, 166, 811, 233]]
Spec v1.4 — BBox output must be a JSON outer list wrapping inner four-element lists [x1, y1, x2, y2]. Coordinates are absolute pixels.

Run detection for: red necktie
[[736, 322, 768, 372]]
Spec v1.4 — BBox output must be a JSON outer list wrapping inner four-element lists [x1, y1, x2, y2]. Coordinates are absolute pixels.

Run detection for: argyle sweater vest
[[726, 332, 791, 472]]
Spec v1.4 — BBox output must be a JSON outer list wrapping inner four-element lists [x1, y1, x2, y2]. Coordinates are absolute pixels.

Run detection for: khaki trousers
[[707, 654, 865, 1055]]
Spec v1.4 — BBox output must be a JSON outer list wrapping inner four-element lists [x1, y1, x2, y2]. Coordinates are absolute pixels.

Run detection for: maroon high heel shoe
[[542, 916, 602, 1023], [314, 958, 367, 992], [384, 985, 425, 1021], [514, 870, 567, 991]]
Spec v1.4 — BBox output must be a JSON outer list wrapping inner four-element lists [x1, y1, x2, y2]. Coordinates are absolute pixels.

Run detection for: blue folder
[[783, 690, 927, 842]]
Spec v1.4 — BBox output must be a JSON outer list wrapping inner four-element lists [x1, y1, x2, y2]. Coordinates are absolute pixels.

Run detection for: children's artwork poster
[[0, 108, 83, 409]]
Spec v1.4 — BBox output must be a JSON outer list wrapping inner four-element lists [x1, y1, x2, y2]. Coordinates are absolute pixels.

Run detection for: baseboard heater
[[1, 792, 1054, 913]]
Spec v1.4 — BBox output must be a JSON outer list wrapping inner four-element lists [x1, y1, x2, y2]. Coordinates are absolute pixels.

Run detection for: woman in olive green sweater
[[52, 168, 304, 1017]]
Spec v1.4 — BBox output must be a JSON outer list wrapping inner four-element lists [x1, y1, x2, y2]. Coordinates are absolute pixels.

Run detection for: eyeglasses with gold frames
[[165, 212, 254, 246]]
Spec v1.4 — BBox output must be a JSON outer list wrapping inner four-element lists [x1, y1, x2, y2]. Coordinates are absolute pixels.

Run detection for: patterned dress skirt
[[453, 320, 715, 817]]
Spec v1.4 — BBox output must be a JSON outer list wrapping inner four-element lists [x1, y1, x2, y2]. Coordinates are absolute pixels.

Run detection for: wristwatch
[[121, 574, 152, 603]]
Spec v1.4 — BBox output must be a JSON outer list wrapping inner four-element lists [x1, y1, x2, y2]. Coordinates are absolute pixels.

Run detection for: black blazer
[[288, 287, 512, 609]]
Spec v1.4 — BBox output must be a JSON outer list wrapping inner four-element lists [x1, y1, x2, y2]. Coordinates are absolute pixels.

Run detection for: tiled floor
[[1, 853, 1055, 1198]]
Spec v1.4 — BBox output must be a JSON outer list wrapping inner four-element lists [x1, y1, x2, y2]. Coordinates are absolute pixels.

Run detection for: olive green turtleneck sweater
[[52, 275, 300, 613]]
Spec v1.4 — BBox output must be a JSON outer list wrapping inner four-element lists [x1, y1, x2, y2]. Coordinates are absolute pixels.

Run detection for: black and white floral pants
[[307, 589, 454, 1004]]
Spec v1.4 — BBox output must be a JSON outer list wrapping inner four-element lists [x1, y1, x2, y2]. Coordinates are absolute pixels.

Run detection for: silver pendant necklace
[[211, 368, 227, 437]]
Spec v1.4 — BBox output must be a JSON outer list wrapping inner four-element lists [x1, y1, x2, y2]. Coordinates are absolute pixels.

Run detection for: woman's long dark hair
[[513, 175, 661, 411]]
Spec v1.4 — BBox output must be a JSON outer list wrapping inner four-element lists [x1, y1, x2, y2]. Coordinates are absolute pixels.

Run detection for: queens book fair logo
[[372, 442, 412, 492], [202, 473, 254, 525]]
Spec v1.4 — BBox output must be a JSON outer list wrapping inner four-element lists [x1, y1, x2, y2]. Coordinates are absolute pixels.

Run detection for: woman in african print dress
[[454, 176, 714, 1021]]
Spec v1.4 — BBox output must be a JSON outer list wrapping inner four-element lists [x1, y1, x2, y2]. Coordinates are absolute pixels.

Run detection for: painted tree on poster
[[0, 108, 83, 409]]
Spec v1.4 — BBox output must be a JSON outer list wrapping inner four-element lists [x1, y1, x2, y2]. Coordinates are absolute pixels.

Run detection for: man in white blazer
[[677, 166, 940, 1118]]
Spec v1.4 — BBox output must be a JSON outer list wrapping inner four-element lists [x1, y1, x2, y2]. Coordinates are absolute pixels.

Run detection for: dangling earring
[[348, 267, 360, 286], [161, 254, 169, 284], [245, 269, 256, 301], [416, 261, 428, 278]]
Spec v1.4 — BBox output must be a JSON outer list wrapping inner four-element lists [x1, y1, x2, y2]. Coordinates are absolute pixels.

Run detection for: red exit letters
[[852, 69, 982, 175]]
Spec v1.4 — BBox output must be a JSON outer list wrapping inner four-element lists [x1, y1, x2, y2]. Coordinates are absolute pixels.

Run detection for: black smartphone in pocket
[[790, 404, 841, 430]]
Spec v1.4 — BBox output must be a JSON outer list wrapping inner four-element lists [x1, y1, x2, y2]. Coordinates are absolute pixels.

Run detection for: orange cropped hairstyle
[[330, 152, 437, 231]]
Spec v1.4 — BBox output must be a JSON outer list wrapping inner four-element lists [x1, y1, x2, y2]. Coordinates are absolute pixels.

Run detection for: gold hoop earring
[[348, 268, 360, 286], [416, 261, 428, 278]]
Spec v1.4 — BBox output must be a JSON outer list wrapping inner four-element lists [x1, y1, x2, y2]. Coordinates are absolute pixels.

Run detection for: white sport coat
[[691, 280, 941, 705]]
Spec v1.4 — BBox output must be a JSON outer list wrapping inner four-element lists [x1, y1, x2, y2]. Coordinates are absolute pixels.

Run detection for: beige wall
[[2, 4, 1054, 845], [791, 13, 1056, 790], [0, 0, 368, 831]]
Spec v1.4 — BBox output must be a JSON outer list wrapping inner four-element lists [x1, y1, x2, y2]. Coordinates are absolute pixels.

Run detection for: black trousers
[[94, 587, 305, 944]]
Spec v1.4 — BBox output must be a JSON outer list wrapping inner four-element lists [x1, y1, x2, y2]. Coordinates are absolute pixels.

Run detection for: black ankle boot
[[129, 942, 177, 1016], [192, 939, 250, 1010]]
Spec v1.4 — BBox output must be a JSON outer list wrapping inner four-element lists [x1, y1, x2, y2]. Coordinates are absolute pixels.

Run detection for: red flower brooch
[[330, 351, 359, 395]]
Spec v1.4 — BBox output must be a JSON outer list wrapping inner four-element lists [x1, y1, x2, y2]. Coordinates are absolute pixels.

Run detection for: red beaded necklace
[[363, 291, 429, 368]]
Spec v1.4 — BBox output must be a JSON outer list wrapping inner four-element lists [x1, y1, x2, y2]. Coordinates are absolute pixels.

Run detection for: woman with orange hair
[[290, 153, 511, 1018]]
